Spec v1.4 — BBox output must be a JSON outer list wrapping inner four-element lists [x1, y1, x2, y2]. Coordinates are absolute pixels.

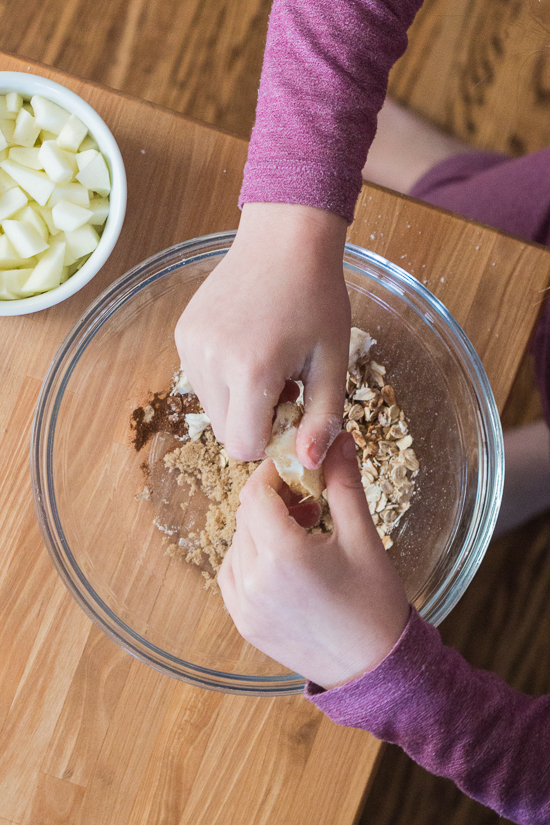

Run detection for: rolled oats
[[339, 338, 419, 548]]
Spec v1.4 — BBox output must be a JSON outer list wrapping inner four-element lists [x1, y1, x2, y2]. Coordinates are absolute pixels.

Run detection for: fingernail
[[300, 417, 342, 469], [341, 432, 357, 460], [305, 438, 327, 469]]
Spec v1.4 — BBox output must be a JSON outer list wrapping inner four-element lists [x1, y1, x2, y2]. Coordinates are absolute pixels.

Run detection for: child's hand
[[175, 202, 350, 470], [218, 432, 410, 690]]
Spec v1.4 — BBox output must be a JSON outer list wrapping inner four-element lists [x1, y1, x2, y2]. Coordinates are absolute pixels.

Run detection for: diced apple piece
[[13, 109, 41, 149], [60, 265, 71, 284], [76, 149, 98, 171], [57, 115, 88, 152], [6, 92, 23, 114], [88, 196, 110, 226], [17, 204, 49, 241], [0, 119, 15, 144], [0, 129, 7, 153], [38, 140, 74, 184], [52, 199, 93, 231], [76, 153, 110, 195], [0, 96, 16, 120], [1, 219, 49, 258], [63, 261, 81, 281], [0, 234, 36, 269], [36, 205, 60, 237], [31, 96, 70, 135], [62, 150, 78, 176], [0, 159, 55, 205], [0, 149, 7, 162], [8, 146, 43, 169], [0, 268, 34, 299], [0, 168, 16, 195], [39, 130, 58, 143], [77, 135, 99, 153], [20, 243, 65, 295], [0, 186, 28, 220], [47, 182, 90, 207], [50, 233, 78, 266], [64, 224, 99, 259]]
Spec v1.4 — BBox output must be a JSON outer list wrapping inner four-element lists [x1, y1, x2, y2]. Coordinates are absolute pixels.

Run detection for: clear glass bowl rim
[[31, 231, 504, 695]]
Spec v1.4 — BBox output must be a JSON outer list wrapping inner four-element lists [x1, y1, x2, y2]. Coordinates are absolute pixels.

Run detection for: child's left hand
[[218, 432, 410, 690]]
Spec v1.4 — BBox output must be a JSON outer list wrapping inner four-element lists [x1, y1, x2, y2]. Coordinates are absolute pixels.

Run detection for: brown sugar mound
[[163, 430, 259, 589]]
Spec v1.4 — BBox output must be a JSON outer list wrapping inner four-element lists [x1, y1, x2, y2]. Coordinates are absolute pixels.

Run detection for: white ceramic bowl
[[0, 72, 126, 316]]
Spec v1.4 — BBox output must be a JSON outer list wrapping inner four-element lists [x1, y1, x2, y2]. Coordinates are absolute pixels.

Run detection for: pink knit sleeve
[[306, 609, 550, 824], [239, 0, 423, 222]]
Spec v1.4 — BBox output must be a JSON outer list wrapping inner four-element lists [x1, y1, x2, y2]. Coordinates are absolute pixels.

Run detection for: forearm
[[306, 609, 550, 823], [240, 0, 423, 222]]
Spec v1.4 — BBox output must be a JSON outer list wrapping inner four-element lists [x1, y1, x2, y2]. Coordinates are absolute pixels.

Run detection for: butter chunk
[[265, 402, 325, 499]]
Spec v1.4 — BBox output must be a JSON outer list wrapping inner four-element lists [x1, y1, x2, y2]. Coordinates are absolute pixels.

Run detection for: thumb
[[323, 432, 380, 546], [238, 459, 304, 549]]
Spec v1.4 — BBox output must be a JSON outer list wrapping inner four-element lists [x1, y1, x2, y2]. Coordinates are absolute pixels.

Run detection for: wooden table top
[[1, 52, 549, 825]]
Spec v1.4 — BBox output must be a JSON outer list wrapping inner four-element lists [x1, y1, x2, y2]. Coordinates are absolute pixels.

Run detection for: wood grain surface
[[389, 0, 550, 155], [1, 0, 550, 822]]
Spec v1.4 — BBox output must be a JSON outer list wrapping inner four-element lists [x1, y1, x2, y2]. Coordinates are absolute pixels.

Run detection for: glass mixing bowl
[[31, 232, 504, 695]]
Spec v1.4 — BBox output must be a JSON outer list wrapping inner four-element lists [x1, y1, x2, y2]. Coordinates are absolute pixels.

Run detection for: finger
[[196, 379, 230, 445], [175, 347, 230, 444], [323, 432, 379, 546], [296, 345, 347, 470], [218, 552, 247, 636], [239, 457, 286, 504], [217, 543, 237, 609], [242, 460, 319, 526], [224, 378, 285, 461], [228, 506, 259, 589], [239, 459, 304, 550]]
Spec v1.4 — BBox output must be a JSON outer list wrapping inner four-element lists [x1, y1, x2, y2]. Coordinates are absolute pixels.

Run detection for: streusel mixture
[[131, 328, 419, 590]]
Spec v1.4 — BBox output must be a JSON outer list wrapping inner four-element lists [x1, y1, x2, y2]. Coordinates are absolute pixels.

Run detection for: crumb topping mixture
[[131, 330, 419, 589]]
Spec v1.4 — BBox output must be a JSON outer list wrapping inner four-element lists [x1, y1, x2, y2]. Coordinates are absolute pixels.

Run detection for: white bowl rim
[[0, 71, 127, 316]]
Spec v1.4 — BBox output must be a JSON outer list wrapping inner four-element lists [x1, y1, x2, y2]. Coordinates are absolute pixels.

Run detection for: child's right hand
[[175, 202, 351, 470], [218, 432, 410, 690]]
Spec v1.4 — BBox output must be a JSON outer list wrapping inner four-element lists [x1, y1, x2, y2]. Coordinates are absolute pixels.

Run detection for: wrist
[[236, 202, 347, 263]]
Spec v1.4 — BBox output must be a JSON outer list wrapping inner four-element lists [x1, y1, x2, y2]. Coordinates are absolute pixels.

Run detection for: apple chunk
[[0, 159, 55, 206], [0, 268, 34, 299], [64, 224, 99, 258], [1, 219, 49, 258], [52, 199, 93, 232], [57, 115, 88, 152], [30, 95, 70, 135], [0, 187, 28, 221], [38, 140, 74, 184], [76, 153, 111, 196], [20, 243, 66, 295]]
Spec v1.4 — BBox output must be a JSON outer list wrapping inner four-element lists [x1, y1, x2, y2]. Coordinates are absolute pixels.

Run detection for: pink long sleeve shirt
[[240, 0, 422, 223], [239, 2, 550, 822], [306, 609, 550, 824]]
